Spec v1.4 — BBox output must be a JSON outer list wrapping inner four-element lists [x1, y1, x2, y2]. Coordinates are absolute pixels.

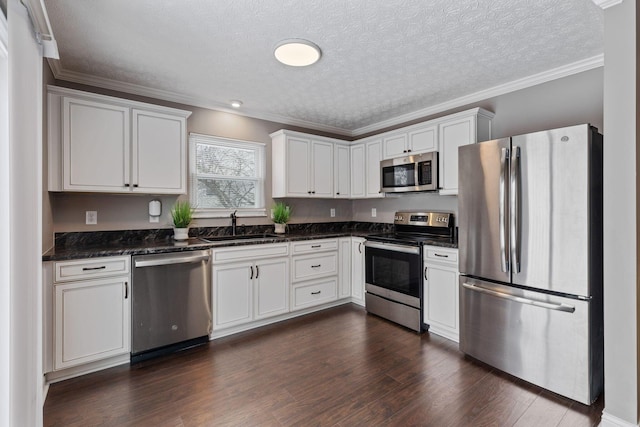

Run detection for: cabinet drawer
[[291, 278, 337, 310], [55, 256, 130, 282], [424, 247, 458, 265], [291, 239, 338, 254], [292, 253, 337, 282], [212, 243, 289, 263]]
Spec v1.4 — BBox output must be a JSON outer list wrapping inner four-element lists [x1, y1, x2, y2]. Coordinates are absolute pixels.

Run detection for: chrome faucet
[[230, 210, 237, 236]]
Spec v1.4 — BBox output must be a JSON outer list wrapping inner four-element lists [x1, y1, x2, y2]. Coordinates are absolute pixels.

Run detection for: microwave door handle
[[510, 146, 521, 274], [499, 147, 509, 273]]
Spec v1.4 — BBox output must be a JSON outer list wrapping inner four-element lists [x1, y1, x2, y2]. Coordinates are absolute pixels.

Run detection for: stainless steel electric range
[[364, 211, 454, 332]]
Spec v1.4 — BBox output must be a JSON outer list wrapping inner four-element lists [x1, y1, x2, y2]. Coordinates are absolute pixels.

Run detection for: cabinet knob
[[133, 184, 138, 188], [124, 183, 130, 187], [407, 149, 412, 152], [336, 192, 340, 195]]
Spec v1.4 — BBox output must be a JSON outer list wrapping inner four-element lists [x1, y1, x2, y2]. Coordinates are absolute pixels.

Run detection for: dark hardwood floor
[[44, 304, 604, 426]]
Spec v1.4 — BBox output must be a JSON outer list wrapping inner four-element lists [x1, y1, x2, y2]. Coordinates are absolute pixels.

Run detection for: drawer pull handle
[[311, 245, 321, 248], [311, 264, 321, 268], [255, 265, 259, 279], [124, 281, 129, 299], [311, 291, 321, 295], [250, 266, 254, 280], [82, 266, 106, 271], [434, 253, 449, 258], [424, 266, 428, 280]]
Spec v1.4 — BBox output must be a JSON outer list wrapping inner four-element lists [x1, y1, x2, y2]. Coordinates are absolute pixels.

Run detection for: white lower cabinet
[[423, 246, 459, 342], [51, 256, 131, 372], [338, 238, 352, 299], [291, 239, 339, 311], [351, 237, 366, 305], [212, 245, 290, 330]]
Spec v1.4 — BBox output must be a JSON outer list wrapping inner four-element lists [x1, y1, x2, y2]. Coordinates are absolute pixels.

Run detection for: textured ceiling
[[44, 0, 603, 136]]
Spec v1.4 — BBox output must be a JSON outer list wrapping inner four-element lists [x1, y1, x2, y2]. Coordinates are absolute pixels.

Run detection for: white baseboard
[[600, 411, 639, 427]]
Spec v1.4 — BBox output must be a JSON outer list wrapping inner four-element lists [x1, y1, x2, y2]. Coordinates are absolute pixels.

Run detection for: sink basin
[[198, 234, 281, 243]]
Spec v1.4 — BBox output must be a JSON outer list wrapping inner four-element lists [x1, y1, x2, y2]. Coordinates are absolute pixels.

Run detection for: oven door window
[[365, 246, 421, 297], [382, 164, 416, 188]]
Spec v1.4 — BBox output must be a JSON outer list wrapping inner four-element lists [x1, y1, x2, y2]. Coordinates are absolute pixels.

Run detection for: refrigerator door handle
[[461, 282, 576, 313], [510, 146, 521, 274], [499, 147, 509, 273]]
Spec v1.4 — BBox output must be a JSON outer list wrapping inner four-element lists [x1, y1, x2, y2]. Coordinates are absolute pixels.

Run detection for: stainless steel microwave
[[380, 152, 438, 193]]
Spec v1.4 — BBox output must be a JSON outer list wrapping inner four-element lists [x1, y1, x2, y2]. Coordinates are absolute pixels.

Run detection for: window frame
[[189, 132, 266, 218]]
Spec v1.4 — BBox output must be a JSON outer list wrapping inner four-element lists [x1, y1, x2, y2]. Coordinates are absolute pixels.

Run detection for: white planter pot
[[274, 223, 286, 234], [173, 227, 190, 240]]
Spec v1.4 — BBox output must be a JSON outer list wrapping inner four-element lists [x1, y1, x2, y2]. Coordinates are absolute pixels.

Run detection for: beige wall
[[47, 67, 603, 234], [47, 80, 353, 233], [601, 1, 639, 424], [351, 68, 604, 222]]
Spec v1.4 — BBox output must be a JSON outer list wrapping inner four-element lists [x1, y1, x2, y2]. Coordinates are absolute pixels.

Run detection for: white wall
[[601, 1, 639, 425], [8, 0, 44, 425]]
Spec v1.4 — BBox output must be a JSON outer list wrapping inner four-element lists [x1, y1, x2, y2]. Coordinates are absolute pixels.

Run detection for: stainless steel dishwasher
[[131, 250, 211, 363]]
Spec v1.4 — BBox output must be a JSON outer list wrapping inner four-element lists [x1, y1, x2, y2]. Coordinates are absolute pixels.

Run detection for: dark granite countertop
[[42, 222, 457, 262]]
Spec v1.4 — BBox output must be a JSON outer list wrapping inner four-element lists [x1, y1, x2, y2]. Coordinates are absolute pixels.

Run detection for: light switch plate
[[86, 211, 97, 225]]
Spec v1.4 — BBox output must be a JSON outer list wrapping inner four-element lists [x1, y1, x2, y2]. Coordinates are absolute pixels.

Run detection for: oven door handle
[[364, 241, 420, 255]]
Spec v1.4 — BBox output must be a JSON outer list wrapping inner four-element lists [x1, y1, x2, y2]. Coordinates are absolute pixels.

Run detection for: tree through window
[[189, 133, 265, 213]]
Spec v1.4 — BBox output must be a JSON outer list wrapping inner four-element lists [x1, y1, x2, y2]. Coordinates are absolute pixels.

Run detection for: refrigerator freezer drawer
[[459, 277, 603, 405]]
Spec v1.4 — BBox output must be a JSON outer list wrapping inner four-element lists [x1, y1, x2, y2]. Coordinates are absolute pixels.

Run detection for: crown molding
[[351, 54, 604, 136], [50, 66, 354, 137], [591, 0, 623, 9], [52, 54, 604, 139]]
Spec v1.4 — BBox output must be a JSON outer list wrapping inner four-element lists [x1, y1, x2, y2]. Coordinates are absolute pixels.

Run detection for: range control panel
[[394, 211, 452, 228]]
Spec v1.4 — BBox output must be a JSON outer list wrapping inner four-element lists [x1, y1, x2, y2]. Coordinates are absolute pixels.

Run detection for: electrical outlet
[[330, 208, 335, 217], [371, 208, 377, 218], [86, 211, 97, 225]]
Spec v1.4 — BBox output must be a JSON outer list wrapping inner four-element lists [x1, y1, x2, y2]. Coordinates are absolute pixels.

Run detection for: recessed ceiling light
[[274, 39, 322, 67], [230, 100, 243, 108]]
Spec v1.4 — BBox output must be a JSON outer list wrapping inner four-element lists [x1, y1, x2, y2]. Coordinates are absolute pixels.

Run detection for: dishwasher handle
[[134, 252, 210, 268]]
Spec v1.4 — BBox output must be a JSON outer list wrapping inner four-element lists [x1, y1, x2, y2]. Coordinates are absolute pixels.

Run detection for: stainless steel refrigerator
[[458, 124, 603, 405]]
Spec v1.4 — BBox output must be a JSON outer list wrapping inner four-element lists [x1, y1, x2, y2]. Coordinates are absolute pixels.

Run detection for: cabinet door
[[408, 125, 437, 154], [383, 133, 407, 159], [212, 262, 253, 329], [132, 109, 186, 194], [311, 141, 333, 197], [254, 258, 289, 320], [286, 137, 311, 196], [338, 238, 352, 298], [54, 277, 130, 370], [439, 116, 476, 195], [365, 140, 383, 198], [351, 237, 365, 305], [424, 263, 459, 342], [350, 144, 366, 198], [334, 144, 350, 198], [63, 97, 130, 192]]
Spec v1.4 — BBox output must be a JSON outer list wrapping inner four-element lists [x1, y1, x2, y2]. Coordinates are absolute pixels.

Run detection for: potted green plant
[[171, 200, 193, 240], [272, 202, 291, 234]]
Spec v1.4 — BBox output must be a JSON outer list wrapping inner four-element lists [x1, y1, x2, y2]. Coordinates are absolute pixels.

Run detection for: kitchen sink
[[198, 234, 282, 243]]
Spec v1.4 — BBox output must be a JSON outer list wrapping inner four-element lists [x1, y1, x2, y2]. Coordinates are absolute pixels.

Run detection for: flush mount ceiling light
[[274, 39, 322, 67], [230, 100, 243, 108]]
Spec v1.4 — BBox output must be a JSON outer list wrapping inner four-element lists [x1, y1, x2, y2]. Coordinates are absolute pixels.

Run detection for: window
[[189, 133, 266, 217]]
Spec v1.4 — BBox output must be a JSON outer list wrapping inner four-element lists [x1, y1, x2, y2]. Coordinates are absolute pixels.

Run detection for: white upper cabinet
[[438, 108, 493, 195], [349, 144, 366, 198], [271, 130, 336, 198], [365, 139, 384, 198], [350, 140, 383, 199], [132, 109, 186, 193], [48, 86, 191, 194], [382, 122, 438, 159], [334, 144, 350, 198]]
